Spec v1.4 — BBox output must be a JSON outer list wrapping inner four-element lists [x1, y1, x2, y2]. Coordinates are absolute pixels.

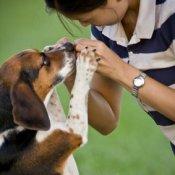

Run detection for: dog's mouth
[[44, 42, 75, 53], [58, 42, 75, 52], [46, 42, 76, 86]]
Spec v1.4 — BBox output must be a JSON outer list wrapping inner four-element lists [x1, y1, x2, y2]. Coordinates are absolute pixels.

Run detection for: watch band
[[131, 72, 147, 97]]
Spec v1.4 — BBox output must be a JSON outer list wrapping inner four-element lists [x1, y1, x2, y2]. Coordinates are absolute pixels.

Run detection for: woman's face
[[63, 0, 129, 26]]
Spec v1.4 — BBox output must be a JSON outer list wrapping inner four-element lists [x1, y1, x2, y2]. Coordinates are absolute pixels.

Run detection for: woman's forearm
[[88, 89, 119, 135], [115, 60, 175, 122], [64, 80, 120, 135]]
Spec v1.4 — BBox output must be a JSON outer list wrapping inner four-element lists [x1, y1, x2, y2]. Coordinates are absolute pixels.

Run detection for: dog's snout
[[63, 42, 75, 52]]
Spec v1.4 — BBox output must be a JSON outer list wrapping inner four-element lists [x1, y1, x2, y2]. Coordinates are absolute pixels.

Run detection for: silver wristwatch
[[131, 72, 147, 97]]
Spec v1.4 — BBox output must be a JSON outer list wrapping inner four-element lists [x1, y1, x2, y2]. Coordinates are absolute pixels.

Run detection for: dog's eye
[[41, 53, 50, 67]]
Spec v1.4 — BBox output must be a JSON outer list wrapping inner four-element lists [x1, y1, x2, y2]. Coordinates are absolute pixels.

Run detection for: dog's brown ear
[[10, 78, 50, 130]]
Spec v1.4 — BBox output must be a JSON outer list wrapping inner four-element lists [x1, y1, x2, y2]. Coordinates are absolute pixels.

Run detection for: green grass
[[0, 1, 175, 174]]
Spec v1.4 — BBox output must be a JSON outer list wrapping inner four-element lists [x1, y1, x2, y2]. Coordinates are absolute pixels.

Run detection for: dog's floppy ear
[[10, 76, 50, 130]]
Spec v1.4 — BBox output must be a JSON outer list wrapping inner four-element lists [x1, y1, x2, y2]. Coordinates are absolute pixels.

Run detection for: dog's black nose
[[63, 42, 75, 52]]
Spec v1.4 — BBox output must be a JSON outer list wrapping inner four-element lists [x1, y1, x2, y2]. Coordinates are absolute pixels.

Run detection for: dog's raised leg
[[45, 89, 80, 175], [66, 48, 98, 145]]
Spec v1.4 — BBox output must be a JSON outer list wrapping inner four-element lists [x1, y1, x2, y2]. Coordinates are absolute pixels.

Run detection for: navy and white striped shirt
[[91, 0, 175, 154]]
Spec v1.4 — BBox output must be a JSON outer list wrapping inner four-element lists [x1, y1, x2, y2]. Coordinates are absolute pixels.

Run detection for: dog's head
[[0, 42, 76, 131]]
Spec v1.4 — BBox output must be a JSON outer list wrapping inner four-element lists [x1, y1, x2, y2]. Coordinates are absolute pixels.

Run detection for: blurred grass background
[[0, 1, 174, 174]]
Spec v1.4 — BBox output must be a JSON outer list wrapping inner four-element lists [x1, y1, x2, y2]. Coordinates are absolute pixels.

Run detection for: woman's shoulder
[[156, 0, 175, 23]]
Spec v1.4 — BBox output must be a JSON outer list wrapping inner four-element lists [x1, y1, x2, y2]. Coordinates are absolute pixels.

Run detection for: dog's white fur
[[44, 90, 79, 175], [37, 48, 98, 175]]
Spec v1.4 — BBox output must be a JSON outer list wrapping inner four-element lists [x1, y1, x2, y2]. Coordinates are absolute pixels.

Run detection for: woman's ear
[[10, 78, 50, 130]]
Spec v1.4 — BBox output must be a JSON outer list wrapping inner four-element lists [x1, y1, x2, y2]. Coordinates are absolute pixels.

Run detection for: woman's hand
[[75, 39, 122, 134], [76, 39, 175, 123], [75, 39, 123, 82]]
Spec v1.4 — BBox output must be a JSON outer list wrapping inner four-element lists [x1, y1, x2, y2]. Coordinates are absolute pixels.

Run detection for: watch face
[[134, 77, 144, 87]]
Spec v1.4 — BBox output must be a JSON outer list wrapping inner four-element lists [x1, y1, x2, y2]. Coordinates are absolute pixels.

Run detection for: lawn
[[0, 0, 175, 174]]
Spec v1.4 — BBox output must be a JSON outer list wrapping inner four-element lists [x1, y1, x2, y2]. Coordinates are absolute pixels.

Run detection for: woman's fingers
[[75, 39, 106, 56], [75, 39, 100, 50], [75, 38, 123, 80]]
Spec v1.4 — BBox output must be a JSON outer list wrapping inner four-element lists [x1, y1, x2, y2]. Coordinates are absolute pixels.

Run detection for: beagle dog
[[0, 42, 98, 175]]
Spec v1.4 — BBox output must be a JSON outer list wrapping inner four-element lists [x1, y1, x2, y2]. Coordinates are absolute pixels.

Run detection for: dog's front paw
[[76, 47, 98, 86]]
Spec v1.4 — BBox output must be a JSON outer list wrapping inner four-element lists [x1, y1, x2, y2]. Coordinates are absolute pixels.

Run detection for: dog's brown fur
[[0, 44, 82, 175]]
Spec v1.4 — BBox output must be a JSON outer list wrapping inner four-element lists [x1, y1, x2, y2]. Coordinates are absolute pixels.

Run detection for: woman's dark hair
[[44, 0, 107, 36], [45, 0, 107, 14]]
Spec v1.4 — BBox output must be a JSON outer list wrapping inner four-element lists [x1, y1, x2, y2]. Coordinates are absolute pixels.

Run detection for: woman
[[44, 0, 175, 154]]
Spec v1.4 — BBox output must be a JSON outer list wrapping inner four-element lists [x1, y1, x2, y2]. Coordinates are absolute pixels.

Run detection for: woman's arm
[[65, 73, 122, 135], [76, 39, 175, 122]]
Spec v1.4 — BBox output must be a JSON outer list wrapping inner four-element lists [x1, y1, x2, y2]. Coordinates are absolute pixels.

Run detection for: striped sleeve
[[161, 13, 175, 56]]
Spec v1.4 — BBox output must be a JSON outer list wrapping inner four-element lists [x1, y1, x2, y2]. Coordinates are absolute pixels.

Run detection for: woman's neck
[[121, 0, 140, 40]]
